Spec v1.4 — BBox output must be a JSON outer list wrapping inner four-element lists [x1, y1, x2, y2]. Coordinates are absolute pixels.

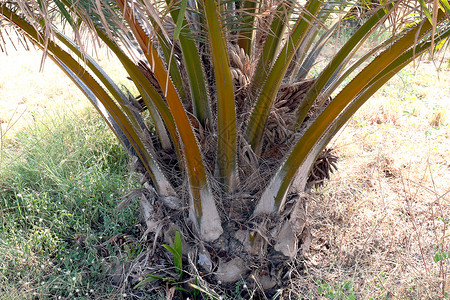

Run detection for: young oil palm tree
[[1, 0, 449, 292]]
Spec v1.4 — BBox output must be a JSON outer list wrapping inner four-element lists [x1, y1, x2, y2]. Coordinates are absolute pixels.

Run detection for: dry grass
[[0, 49, 85, 133], [0, 45, 133, 141], [295, 59, 450, 299]]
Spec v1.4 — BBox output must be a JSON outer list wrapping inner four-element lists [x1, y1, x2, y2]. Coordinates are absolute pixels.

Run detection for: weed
[[162, 230, 184, 282], [316, 279, 356, 300], [135, 231, 194, 296]]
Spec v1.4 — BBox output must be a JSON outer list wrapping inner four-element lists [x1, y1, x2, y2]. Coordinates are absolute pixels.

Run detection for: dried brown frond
[[136, 60, 164, 97], [228, 43, 253, 111], [0, 21, 32, 53], [429, 110, 445, 127], [252, 1, 278, 60], [307, 148, 338, 188], [276, 79, 316, 113], [262, 79, 315, 159]]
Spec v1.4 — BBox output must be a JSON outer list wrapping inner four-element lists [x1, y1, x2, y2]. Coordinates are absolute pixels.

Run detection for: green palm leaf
[[201, 0, 238, 191], [245, 0, 322, 152]]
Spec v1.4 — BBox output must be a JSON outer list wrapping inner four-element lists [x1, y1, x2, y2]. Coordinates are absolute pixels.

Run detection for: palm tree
[[1, 0, 449, 292]]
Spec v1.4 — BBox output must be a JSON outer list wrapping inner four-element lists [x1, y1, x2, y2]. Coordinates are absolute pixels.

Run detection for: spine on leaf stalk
[[201, 0, 239, 192], [116, 0, 223, 241], [245, 0, 323, 154]]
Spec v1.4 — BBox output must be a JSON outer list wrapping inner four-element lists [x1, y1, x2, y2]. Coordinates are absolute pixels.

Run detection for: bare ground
[[293, 59, 450, 299]]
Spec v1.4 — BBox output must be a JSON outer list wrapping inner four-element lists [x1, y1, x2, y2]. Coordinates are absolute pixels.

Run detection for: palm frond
[[245, 0, 323, 152], [255, 7, 449, 214]]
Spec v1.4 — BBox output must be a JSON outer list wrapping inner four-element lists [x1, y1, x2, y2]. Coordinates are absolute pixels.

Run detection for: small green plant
[[124, 243, 144, 260], [434, 218, 450, 264], [433, 247, 450, 263], [316, 279, 356, 300], [403, 107, 419, 117], [135, 231, 189, 293], [162, 231, 183, 281], [233, 280, 251, 299], [135, 231, 214, 298]]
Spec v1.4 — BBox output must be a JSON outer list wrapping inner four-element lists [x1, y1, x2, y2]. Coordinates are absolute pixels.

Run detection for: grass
[[0, 107, 142, 298], [0, 50, 142, 299], [0, 43, 449, 299]]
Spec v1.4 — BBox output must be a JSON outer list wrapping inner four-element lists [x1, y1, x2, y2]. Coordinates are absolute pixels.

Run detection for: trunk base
[[99, 188, 312, 298]]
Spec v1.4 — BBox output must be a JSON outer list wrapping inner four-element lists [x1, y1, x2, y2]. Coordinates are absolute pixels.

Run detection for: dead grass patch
[[295, 62, 450, 299]]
